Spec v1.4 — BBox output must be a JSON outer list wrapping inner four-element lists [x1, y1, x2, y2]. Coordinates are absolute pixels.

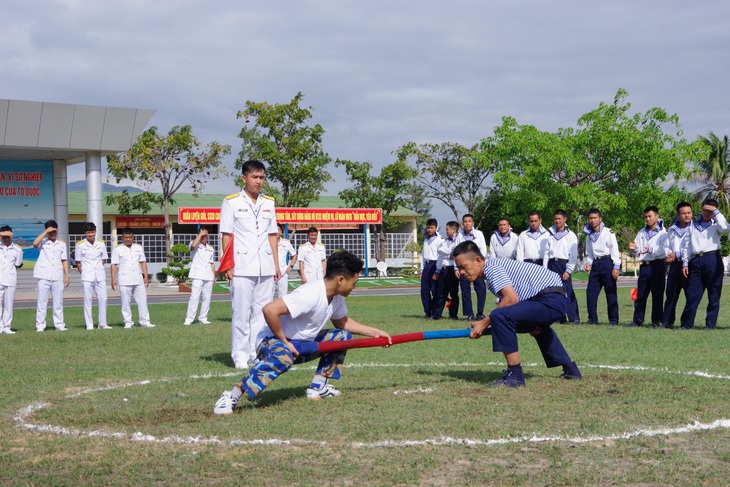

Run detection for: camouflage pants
[[240, 328, 352, 399]]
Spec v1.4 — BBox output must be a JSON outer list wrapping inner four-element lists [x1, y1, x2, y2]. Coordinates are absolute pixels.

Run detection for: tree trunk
[[163, 198, 172, 264]]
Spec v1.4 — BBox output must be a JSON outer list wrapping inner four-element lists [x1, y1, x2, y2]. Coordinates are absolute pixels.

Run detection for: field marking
[[12, 362, 730, 448]]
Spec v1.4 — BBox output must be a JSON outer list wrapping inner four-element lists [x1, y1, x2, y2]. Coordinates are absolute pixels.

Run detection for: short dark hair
[[0, 225, 12, 233], [307, 226, 318, 235], [44, 220, 58, 229], [554, 209, 567, 219], [702, 197, 719, 208], [462, 214, 474, 221], [121, 227, 134, 235], [588, 208, 602, 217], [676, 201, 692, 213], [498, 218, 510, 224], [644, 206, 659, 215], [83, 222, 97, 232], [324, 250, 363, 279], [241, 159, 266, 176], [446, 221, 460, 231], [426, 218, 438, 227], [452, 240, 483, 260], [528, 211, 541, 219]]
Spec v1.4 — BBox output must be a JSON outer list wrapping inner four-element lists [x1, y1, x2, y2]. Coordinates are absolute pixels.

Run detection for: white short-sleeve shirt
[[111, 243, 147, 286], [257, 279, 347, 344], [0, 242, 23, 286], [188, 241, 215, 281], [33, 238, 67, 281]]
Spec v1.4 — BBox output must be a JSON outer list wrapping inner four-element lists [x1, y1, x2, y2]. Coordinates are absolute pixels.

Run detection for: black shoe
[[624, 322, 642, 327], [432, 315, 442, 320], [678, 325, 693, 330], [662, 323, 674, 329], [608, 322, 618, 326], [449, 316, 459, 320], [466, 315, 475, 321], [476, 313, 486, 321], [650, 323, 662, 328], [560, 361, 582, 380], [423, 313, 431, 319], [489, 367, 525, 387], [570, 320, 581, 325]]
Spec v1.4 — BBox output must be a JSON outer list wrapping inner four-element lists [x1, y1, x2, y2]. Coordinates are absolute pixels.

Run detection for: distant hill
[[67, 181, 144, 193]]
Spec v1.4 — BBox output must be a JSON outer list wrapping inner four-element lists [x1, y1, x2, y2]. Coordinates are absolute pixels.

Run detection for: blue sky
[[2, 0, 728, 223]]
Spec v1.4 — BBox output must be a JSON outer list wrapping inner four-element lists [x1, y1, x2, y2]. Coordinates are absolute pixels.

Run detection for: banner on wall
[[0, 160, 55, 262]]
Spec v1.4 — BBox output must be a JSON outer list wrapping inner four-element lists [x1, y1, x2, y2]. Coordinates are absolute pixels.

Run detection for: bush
[[161, 243, 191, 284]]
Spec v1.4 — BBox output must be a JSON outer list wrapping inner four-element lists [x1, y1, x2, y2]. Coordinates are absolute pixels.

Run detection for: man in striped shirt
[[453, 241, 582, 387]]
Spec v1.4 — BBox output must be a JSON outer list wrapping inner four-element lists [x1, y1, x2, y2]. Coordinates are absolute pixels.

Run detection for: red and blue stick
[[315, 328, 472, 354]]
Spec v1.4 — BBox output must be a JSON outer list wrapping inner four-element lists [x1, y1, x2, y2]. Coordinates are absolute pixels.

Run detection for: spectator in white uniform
[[276, 225, 297, 297], [184, 226, 216, 325], [298, 227, 326, 284], [489, 218, 518, 260], [219, 160, 280, 369], [0, 226, 24, 334], [75, 222, 110, 330], [516, 211, 549, 265], [111, 228, 155, 329], [33, 220, 69, 332]]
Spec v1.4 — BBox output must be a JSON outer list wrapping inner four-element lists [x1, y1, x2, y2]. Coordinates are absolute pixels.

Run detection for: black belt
[[696, 250, 718, 257], [594, 255, 612, 261], [524, 259, 543, 264], [640, 259, 664, 266], [424, 260, 436, 264], [533, 286, 567, 299], [549, 258, 569, 263]]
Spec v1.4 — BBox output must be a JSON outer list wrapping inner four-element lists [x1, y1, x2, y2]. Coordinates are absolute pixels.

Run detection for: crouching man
[[452, 240, 581, 387], [214, 250, 391, 414]]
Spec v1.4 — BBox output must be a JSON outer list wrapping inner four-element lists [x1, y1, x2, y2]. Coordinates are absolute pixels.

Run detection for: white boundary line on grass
[[12, 362, 730, 448]]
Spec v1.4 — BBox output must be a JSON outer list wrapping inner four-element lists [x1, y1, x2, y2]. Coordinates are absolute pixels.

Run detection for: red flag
[[216, 235, 235, 275], [630, 287, 638, 301]]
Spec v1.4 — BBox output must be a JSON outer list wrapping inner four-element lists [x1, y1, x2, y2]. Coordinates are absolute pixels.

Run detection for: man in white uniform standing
[[0, 226, 24, 334], [516, 211, 550, 265], [184, 226, 216, 325], [220, 160, 280, 369], [111, 228, 155, 329], [33, 220, 70, 332], [298, 226, 326, 284], [276, 225, 297, 297], [75, 222, 110, 330]]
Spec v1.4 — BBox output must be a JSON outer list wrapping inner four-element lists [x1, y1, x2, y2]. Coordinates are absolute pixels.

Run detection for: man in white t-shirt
[[298, 226, 326, 284], [184, 226, 216, 325], [214, 250, 392, 414]]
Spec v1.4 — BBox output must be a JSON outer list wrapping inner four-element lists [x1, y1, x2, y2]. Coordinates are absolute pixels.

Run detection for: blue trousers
[[460, 275, 486, 316], [662, 261, 689, 326], [586, 258, 619, 324], [240, 328, 351, 399], [547, 260, 580, 322], [632, 259, 666, 325], [683, 252, 724, 329], [421, 261, 438, 317], [489, 292, 572, 368], [434, 266, 460, 318]]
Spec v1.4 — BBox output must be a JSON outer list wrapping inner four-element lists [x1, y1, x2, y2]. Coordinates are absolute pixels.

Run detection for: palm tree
[[694, 132, 730, 212]]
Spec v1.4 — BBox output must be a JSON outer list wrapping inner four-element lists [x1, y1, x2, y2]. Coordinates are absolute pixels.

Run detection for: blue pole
[[363, 224, 369, 277]]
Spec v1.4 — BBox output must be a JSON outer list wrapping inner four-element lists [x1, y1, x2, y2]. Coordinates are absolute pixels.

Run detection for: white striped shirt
[[483, 258, 563, 301]]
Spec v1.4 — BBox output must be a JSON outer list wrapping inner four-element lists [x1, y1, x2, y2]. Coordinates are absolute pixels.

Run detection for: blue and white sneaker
[[213, 390, 238, 415], [306, 384, 341, 400]]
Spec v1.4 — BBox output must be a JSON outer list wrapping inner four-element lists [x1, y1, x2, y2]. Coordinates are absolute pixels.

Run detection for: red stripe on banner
[[316, 332, 426, 353]]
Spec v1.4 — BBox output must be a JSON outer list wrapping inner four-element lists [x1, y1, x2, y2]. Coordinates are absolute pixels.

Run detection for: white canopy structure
[[0, 99, 155, 242]]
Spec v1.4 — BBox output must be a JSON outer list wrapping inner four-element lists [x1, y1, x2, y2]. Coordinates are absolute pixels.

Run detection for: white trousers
[[36, 279, 65, 330], [0, 284, 16, 331], [276, 271, 289, 297], [82, 280, 108, 329], [185, 279, 213, 322], [230, 275, 274, 367], [119, 284, 151, 326]]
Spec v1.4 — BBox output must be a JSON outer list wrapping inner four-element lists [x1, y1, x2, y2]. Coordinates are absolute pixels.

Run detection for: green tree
[[106, 125, 230, 258], [336, 159, 418, 263], [400, 182, 432, 236], [693, 132, 730, 212], [486, 88, 699, 233], [396, 141, 496, 219], [236, 92, 332, 207]]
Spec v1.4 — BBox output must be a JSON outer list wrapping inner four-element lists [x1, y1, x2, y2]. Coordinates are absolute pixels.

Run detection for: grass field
[[1, 288, 729, 486]]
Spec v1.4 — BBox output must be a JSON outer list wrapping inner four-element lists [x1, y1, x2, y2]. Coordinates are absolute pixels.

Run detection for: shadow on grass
[[419, 368, 533, 384], [200, 352, 236, 367]]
